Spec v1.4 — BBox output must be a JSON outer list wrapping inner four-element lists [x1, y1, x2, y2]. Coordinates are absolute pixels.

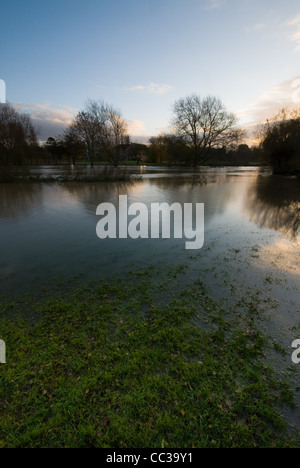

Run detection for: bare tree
[[96, 101, 129, 166], [257, 108, 300, 175], [70, 110, 100, 168], [0, 103, 38, 166], [172, 95, 239, 166], [70, 100, 129, 167], [63, 127, 86, 166]]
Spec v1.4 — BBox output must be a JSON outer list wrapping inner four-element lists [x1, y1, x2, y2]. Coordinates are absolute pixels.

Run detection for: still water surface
[[0, 166, 299, 299]]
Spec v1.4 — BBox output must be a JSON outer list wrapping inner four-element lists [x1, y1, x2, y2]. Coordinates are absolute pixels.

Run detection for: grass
[[0, 266, 298, 448]]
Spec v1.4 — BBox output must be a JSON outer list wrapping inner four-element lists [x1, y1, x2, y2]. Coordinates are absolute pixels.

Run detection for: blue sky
[[1, 0, 300, 142]]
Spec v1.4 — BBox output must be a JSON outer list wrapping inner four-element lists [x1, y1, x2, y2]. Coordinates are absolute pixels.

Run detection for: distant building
[[116, 143, 148, 162]]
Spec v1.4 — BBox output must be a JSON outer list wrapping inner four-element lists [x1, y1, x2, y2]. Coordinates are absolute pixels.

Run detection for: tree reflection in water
[[246, 174, 300, 239], [0, 183, 44, 220]]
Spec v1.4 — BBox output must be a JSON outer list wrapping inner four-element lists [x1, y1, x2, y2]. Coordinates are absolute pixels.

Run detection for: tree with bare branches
[[258, 108, 300, 175], [69, 100, 129, 167], [0, 103, 38, 166], [172, 95, 240, 166]]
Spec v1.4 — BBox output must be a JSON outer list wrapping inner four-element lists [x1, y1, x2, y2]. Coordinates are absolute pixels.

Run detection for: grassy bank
[[0, 266, 298, 448]]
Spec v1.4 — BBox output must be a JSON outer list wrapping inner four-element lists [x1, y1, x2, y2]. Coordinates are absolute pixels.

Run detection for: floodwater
[[0, 166, 298, 296], [0, 166, 299, 299], [0, 165, 300, 425]]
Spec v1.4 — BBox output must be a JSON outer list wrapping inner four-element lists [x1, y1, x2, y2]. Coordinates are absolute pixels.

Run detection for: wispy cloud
[[245, 23, 266, 33], [86, 80, 107, 91], [285, 13, 300, 51], [286, 13, 300, 26], [125, 83, 173, 95], [238, 76, 300, 136], [203, 0, 225, 11]]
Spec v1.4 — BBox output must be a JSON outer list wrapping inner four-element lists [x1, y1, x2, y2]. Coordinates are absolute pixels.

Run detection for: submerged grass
[[0, 266, 298, 448]]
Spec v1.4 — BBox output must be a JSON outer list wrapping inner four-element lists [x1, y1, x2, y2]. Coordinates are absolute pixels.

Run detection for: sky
[[1, 0, 300, 143]]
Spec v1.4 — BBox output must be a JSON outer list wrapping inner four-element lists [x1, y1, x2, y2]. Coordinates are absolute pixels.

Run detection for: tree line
[[0, 104, 39, 166], [45, 100, 131, 167], [258, 108, 300, 175], [0, 95, 300, 175]]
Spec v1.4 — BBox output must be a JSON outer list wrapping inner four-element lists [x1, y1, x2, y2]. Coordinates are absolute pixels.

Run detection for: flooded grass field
[[0, 166, 299, 447]]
